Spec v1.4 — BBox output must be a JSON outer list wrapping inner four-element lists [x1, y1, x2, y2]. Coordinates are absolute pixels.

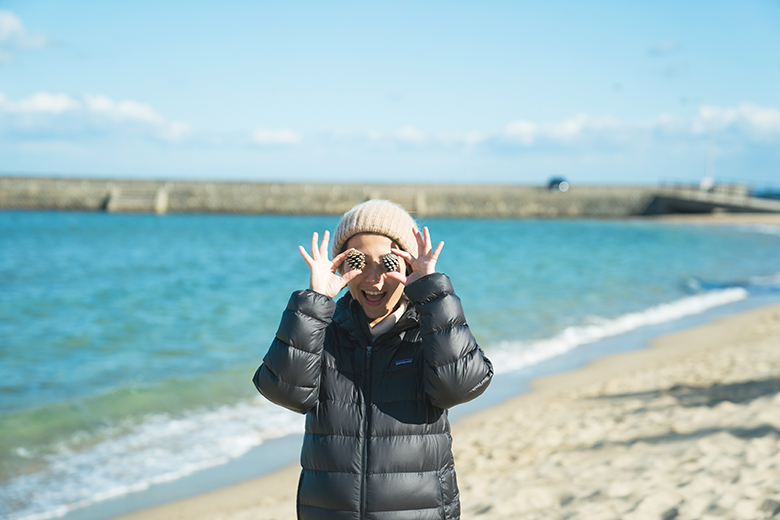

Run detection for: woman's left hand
[[387, 226, 444, 286]]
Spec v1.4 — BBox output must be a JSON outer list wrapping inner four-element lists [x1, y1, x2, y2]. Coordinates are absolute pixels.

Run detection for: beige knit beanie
[[331, 199, 418, 257]]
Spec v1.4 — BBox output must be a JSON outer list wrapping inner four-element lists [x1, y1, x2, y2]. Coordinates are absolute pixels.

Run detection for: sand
[[455, 303, 780, 520], [113, 213, 780, 520]]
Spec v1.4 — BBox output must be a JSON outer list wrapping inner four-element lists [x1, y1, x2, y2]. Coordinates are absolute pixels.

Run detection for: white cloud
[[498, 103, 780, 150], [0, 91, 191, 141], [347, 127, 484, 148], [324, 105, 779, 154], [251, 128, 301, 146], [394, 125, 427, 144], [458, 131, 485, 146], [158, 121, 192, 142], [560, 114, 622, 137], [84, 95, 164, 124], [3, 92, 775, 154], [434, 130, 485, 147], [646, 112, 683, 131], [640, 103, 780, 143], [81, 94, 191, 140], [504, 120, 538, 144], [0, 92, 80, 113], [691, 103, 780, 137], [0, 10, 47, 63], [339, 104, 780, 153], [504, 113, 622, 145]]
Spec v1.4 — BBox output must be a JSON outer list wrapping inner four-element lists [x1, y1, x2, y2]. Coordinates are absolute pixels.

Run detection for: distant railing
[[658, 177, 780, 200]]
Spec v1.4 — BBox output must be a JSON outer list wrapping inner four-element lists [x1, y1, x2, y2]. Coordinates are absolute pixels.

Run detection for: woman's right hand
[[298, 230, 361, 298]]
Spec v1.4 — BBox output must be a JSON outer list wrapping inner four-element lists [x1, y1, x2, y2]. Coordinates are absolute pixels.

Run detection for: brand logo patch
[[394, 357, 413, 366]]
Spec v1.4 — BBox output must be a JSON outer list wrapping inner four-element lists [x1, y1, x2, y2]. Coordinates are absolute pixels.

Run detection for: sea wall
[[0, 176, 658, 218]]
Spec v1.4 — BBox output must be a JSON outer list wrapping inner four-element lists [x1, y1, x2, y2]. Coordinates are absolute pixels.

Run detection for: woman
[[254, 199, 493, 519]]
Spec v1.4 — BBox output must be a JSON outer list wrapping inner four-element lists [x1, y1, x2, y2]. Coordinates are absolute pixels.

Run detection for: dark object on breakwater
[[2, 176, 779, 218], [547, 177, 570, 192]]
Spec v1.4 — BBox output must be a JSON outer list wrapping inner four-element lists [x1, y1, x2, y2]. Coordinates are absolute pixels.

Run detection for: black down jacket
[[253, 273, 493, 520]]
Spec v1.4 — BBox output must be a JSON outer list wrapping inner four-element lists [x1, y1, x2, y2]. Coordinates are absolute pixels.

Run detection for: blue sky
[[1, 1, 779, 185]]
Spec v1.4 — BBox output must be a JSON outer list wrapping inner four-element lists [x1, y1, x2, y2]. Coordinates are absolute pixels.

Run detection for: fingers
[[384, 271, 408, 284], [319, 230, 330, 259], [394, 225, 443, 281], [307, 230, 333, 262], [331, 247, 349, 264], [431, 241, 444, 259], [412, 227, 425, 254], [422, 227, 432, 254], [339, 268, 363, 284], [391, 247, 413, 261], [299, 245, 314, 265], [310, 232, 320, 260], [412, 226, 434, 255], [391, 248, 416, 269]]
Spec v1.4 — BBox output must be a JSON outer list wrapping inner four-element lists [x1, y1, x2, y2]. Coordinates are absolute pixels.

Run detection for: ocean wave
[[488, 287, 749, 375], [735, 223, 780, 237], [685, 271, 780, 294], [1, 399, 303, 520]]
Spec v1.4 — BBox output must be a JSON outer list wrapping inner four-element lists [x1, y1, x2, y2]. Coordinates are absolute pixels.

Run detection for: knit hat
[[331, 199, 418, 257]]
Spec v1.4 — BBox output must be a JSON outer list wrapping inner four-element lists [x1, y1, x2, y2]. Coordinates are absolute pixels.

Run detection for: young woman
[[254, 199, 493, 519]]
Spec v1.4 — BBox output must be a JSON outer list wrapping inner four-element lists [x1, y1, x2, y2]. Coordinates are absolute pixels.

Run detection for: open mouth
[[362, 290, 386, 305]]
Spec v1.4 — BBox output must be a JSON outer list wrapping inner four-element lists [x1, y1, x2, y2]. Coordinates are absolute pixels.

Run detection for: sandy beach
[[454, 302, 780, 520], [111, 214, 780, 520]]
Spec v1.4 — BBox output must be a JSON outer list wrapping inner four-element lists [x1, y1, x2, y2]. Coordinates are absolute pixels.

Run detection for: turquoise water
[[2, 211, 780, 519]]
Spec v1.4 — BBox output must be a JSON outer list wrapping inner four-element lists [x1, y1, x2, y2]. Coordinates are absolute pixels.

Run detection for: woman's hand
[[299, 230, 361, 298], [387, 226, 444, 286]]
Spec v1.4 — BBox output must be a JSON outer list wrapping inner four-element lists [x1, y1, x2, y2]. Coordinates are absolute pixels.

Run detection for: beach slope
[[457, 302, 780, 519]]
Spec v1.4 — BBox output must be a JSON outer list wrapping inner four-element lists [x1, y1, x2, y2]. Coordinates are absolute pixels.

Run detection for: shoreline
[[105, 300, 780, 520]]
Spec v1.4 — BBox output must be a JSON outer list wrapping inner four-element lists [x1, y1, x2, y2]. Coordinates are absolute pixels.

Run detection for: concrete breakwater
[[0, 176, 664, 218]]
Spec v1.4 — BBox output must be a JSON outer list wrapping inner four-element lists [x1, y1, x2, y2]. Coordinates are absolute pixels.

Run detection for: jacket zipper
[[360, 344, 373, 520]]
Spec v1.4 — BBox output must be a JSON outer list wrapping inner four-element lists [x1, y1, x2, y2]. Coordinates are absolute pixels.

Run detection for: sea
[[2, 211, 780, 520]]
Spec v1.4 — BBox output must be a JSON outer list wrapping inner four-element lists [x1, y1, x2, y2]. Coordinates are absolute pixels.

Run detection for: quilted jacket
[[253, 273, 493, 519]]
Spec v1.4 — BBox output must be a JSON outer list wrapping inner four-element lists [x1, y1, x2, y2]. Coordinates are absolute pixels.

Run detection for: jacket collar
[[334, 292, 418, 346]]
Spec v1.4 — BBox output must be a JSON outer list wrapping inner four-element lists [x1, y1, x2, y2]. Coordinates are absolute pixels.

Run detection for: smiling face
[[344, 233, 406, 327]]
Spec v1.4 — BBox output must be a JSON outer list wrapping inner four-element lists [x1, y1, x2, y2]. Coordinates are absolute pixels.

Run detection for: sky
[[1, 1, 779, 186]]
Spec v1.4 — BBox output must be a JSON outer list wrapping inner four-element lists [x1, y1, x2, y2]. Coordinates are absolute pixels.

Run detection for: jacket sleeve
[[405, 273, 493, 409], [252, 289, 336, 414]]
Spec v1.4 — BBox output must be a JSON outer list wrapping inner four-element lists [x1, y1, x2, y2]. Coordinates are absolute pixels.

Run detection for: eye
[[380, 253, 400, 273], [345, 250, 366, 271]]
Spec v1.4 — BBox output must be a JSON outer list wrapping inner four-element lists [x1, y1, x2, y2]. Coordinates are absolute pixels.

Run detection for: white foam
[[750, 271, 780, 286], [735, 223, 780, 237], [488, 288, 749, 374], [3, 398, 303, 520]]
